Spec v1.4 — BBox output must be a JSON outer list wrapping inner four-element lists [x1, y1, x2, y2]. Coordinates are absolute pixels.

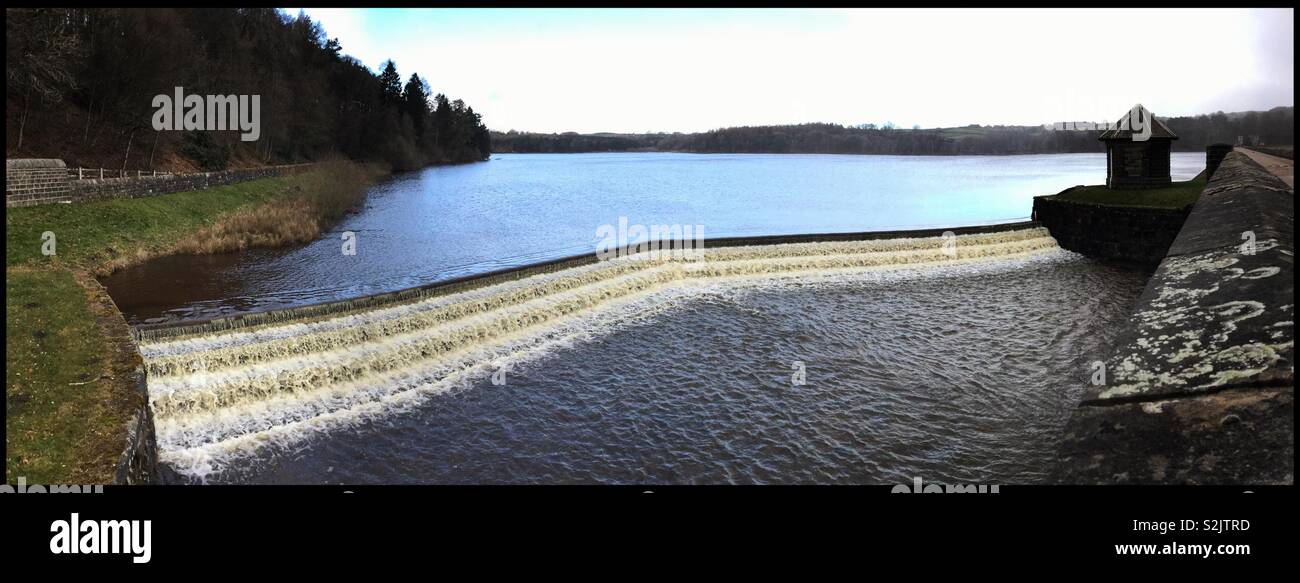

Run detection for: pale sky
[[291, 8, 1294, 134]]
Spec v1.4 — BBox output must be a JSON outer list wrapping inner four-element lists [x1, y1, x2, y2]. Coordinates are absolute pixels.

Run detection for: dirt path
[[1238, 148, 1294, 189]]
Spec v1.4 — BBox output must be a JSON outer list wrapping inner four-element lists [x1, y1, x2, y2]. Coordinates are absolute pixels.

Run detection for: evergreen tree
[[402, 73, 429, 138], [378, 59, 402, 104], [432, 93, 453, 151]]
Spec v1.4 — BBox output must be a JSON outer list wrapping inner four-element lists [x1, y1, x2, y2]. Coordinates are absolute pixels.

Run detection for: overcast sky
[[292, 8, 1294, 134]]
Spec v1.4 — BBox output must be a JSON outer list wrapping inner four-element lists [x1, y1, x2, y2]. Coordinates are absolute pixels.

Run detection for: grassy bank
[[5, 160, 380, 484], [1052, 178, 1206, 209], [6, 161, 380, 275], [5, 268, 140, 483]]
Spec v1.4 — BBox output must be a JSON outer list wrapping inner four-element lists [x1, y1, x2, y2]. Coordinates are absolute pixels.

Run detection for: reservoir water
[[112, 152, 1196, 484], [103, 152, 1203, 324]]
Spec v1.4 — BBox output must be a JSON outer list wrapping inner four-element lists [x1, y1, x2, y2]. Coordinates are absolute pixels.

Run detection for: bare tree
[[6, 8, 81, 151]]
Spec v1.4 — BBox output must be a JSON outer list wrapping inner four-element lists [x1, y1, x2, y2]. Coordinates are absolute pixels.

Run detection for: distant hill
[[492, 106, 1293, 156]]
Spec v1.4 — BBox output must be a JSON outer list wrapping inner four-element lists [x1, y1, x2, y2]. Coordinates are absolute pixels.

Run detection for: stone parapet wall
[[6, 159, 314, 208]]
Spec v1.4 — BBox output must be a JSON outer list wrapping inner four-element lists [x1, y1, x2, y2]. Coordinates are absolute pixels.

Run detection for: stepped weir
[[131, 222, 1060, 481]]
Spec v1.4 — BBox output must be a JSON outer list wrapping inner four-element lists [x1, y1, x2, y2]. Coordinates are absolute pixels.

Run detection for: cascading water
[[137, 227, 1095, 482]]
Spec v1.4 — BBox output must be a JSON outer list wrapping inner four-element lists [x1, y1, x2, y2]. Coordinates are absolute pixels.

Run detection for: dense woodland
[[493, 107, 1294, 156], [6, 8, 490, 171]]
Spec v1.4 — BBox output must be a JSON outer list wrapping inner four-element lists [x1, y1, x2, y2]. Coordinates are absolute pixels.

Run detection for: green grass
[[5, 268, 131, 483], [1052, 178, 1206, 209], [5, 170, 352, 484], [5, 176, 296, 270]]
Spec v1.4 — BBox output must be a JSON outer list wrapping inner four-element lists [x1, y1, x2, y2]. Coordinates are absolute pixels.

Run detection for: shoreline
[[5, 160, 393, 484]]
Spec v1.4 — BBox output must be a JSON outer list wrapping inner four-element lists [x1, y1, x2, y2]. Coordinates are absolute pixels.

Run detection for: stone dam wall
[[1032, 194, 1190, 268], [1054, 151, 1294, 484], [5, 159, 314, 208]]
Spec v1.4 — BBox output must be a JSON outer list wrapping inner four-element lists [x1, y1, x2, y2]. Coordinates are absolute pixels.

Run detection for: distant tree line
[[1162, 108, 1293, 150], [6, 8, 490, 171], [492, 107, 1293, 156], [490, 131, 668, 154]]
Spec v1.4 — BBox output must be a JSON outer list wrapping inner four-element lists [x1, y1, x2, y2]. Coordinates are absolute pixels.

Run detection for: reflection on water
[[102, 152, 1200, 324]]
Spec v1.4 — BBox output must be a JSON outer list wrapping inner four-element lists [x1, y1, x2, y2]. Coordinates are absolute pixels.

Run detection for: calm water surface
[[103, 152, 1201, 323]]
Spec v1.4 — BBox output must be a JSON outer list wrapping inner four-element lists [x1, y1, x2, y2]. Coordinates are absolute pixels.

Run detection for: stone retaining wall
[[5, 159, 71, 206], [5, 159, 314, 208], [115, 367, 158, 485], [69, 164, 314, 204], [1032, 193, 1191, 268]]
